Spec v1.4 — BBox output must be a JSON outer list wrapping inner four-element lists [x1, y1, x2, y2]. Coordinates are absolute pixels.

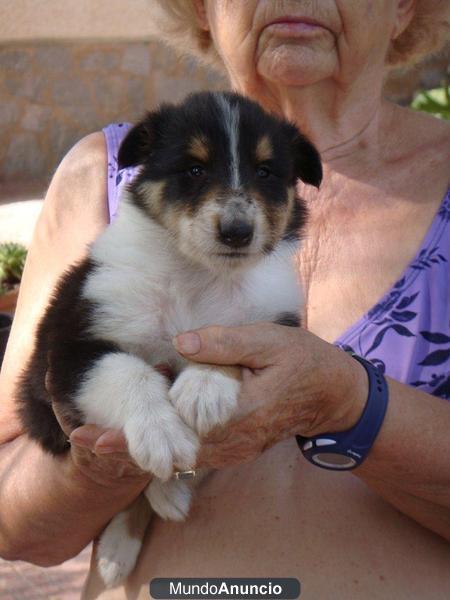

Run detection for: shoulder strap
[[102, 123, 136, 223]]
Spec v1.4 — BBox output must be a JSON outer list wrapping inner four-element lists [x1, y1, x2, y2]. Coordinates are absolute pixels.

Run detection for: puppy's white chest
[[84, 208, 301, 365], [162, 275, 252, 334]]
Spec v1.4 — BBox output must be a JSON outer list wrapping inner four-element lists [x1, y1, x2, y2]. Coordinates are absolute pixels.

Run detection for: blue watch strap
[[296, 353, 389, 470]]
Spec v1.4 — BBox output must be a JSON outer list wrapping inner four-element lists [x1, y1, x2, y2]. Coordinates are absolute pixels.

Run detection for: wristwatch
[[296, 353, 389, 470]]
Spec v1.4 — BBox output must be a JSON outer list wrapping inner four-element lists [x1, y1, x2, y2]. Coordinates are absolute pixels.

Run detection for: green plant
[[0, 242, 27, 295], [411, 84, 450, 120]]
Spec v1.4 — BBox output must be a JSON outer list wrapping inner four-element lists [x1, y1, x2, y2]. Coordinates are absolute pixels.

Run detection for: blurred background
[[0, 1, 448, 598]]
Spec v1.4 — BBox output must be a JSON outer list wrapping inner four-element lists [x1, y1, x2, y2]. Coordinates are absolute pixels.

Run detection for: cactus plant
[[0, 242, 27, 296]]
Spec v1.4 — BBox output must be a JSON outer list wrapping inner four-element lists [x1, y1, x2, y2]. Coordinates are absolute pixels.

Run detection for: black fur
[[17, 258, 119, 454], [274, 312, 301, 328], [283, 199, 309, 242], [18, 92, 321, 455], [119, 92, 322, 234], [289, 130, 323, 188]]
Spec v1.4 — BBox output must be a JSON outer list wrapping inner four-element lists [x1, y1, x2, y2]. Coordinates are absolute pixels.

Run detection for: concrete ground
[[0, 180, 91, 599], [0, 547, 92, 600]]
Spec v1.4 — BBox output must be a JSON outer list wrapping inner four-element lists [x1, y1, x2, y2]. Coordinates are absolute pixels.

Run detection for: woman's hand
[[53, 407, 150, 489], [173, 322, 368, 470], [174, 324, 450, 539]]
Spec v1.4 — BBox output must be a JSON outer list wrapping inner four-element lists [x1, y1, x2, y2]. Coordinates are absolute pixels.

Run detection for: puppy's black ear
[[117, 113, 157, 169], [290, 128, 323, 188]]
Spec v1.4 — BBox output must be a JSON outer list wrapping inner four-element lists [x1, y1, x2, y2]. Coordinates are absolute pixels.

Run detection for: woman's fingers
[[69, 425, 129, 455], [67, 425, 149, 484], [69, 441, 149, 486], [195, 414, 270, 470], [173, 322, 290, 368], [69, 424, 108, 450], [94, 429, 128, 454]]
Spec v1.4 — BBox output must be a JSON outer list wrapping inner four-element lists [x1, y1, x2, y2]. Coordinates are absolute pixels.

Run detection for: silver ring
[[173, 469, 196, 480]]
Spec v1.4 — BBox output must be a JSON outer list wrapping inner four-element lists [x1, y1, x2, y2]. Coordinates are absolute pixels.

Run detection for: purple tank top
[[103, 123, 450, 400]]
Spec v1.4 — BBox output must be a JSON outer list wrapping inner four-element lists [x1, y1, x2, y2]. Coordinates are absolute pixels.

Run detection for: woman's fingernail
[[173, 332, 201, 355], [95, 431, 122, 453], [70, 428, 99, 449]]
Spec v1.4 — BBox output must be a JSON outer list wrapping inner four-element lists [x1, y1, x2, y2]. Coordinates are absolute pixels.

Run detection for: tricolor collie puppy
[[18, 91, 322, 586]]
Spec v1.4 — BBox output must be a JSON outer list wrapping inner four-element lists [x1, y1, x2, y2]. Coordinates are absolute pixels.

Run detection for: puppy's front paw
[[76, 354, 199, 480], [125, 406, 198, 480], [122, 373, 198, 479], [169, 366, 240, 435]]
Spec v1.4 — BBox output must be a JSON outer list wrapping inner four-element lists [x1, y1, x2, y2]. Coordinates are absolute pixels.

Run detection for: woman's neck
[[233, 74, 398, 176]]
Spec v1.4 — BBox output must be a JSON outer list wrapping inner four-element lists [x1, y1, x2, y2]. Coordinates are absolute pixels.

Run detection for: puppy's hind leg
[[146, 470, 210, 521], [97, 495, 151, 588], [146, 477, 192, 521]]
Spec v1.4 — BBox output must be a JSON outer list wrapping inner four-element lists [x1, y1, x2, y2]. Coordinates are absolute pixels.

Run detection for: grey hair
[[149, 0, 449, 71], [149, 0, 222, 70]]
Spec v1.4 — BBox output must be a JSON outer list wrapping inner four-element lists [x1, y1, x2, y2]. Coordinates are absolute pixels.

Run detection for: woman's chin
[[257, 45, 335, 87]]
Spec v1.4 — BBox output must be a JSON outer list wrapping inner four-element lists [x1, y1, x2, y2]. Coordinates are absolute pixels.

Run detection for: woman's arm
[[0, 431, 149, 565], [174, 323, 450, 540], [356, 377, 450, 538], [0, 133, 150, 565]]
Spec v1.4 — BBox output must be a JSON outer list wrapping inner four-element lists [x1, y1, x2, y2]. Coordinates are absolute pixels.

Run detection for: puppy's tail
[[96, 494, 152, 589]]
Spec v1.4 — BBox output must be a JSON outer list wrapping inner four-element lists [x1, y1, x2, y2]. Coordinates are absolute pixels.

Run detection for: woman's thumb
[[172, 323, 279, 368]]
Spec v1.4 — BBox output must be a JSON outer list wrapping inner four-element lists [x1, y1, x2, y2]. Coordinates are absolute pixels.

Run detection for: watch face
[[312, 452, 357, 469]]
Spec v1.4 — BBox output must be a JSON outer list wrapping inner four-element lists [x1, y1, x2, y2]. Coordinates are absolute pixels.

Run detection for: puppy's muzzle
[[218, 218, 254, 248]]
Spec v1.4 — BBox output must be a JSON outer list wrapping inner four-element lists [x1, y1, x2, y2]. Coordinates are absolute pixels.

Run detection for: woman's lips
[[264, 17, 326, 37]]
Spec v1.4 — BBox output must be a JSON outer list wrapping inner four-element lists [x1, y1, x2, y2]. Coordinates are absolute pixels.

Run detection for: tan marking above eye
[[255, 135, 274, 163], [188, 135, 210, 162]]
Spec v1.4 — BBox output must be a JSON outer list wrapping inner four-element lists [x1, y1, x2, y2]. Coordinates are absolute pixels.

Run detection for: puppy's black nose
[[219, 220, 254, 248]]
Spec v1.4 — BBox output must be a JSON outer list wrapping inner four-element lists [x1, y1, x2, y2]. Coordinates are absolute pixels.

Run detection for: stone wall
[[0, 41, 226, 183], [1, 0, 156, 43], [0, 40, 447, 184]]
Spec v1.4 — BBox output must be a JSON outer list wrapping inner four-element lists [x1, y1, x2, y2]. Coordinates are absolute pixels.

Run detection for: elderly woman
[[0, 1, 449, 598]]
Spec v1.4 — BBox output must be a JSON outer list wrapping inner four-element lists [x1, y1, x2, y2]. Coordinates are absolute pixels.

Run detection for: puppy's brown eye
[[256, 166, 271, 178], [188, 165, 205, 177]]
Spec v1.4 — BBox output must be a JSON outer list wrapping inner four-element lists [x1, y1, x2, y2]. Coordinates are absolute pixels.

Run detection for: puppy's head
[[119, 91, 322, 270]]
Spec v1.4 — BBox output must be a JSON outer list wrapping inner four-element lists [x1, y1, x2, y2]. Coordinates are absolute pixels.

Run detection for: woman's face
[[198, 1, 408, 93]]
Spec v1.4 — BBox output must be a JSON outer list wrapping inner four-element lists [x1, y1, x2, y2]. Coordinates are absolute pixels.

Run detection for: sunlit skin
[[0, 1, 449, 597], [198, 0, 400, 147]]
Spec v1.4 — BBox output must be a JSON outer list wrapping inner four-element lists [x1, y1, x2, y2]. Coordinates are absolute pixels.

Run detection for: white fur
[[82, 195, 301, 471], [97, 510, 143, 588], [169, 364, 240, 435], [145, 478, 192, 521], [216, 93, 240, 188], [75, 352, 198, 478], [79, 194, 302, 586], [98, 476, 200, 587], [85, 197, 301, 350], [176, 197, 263, 271]]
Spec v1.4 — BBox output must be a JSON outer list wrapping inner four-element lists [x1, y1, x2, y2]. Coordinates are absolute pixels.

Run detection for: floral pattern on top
[[104, 123, 136, 222], [336, 189, 450, 400]]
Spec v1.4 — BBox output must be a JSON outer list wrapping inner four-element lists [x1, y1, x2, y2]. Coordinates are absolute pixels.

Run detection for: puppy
[[17, 91, 322, 586]]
